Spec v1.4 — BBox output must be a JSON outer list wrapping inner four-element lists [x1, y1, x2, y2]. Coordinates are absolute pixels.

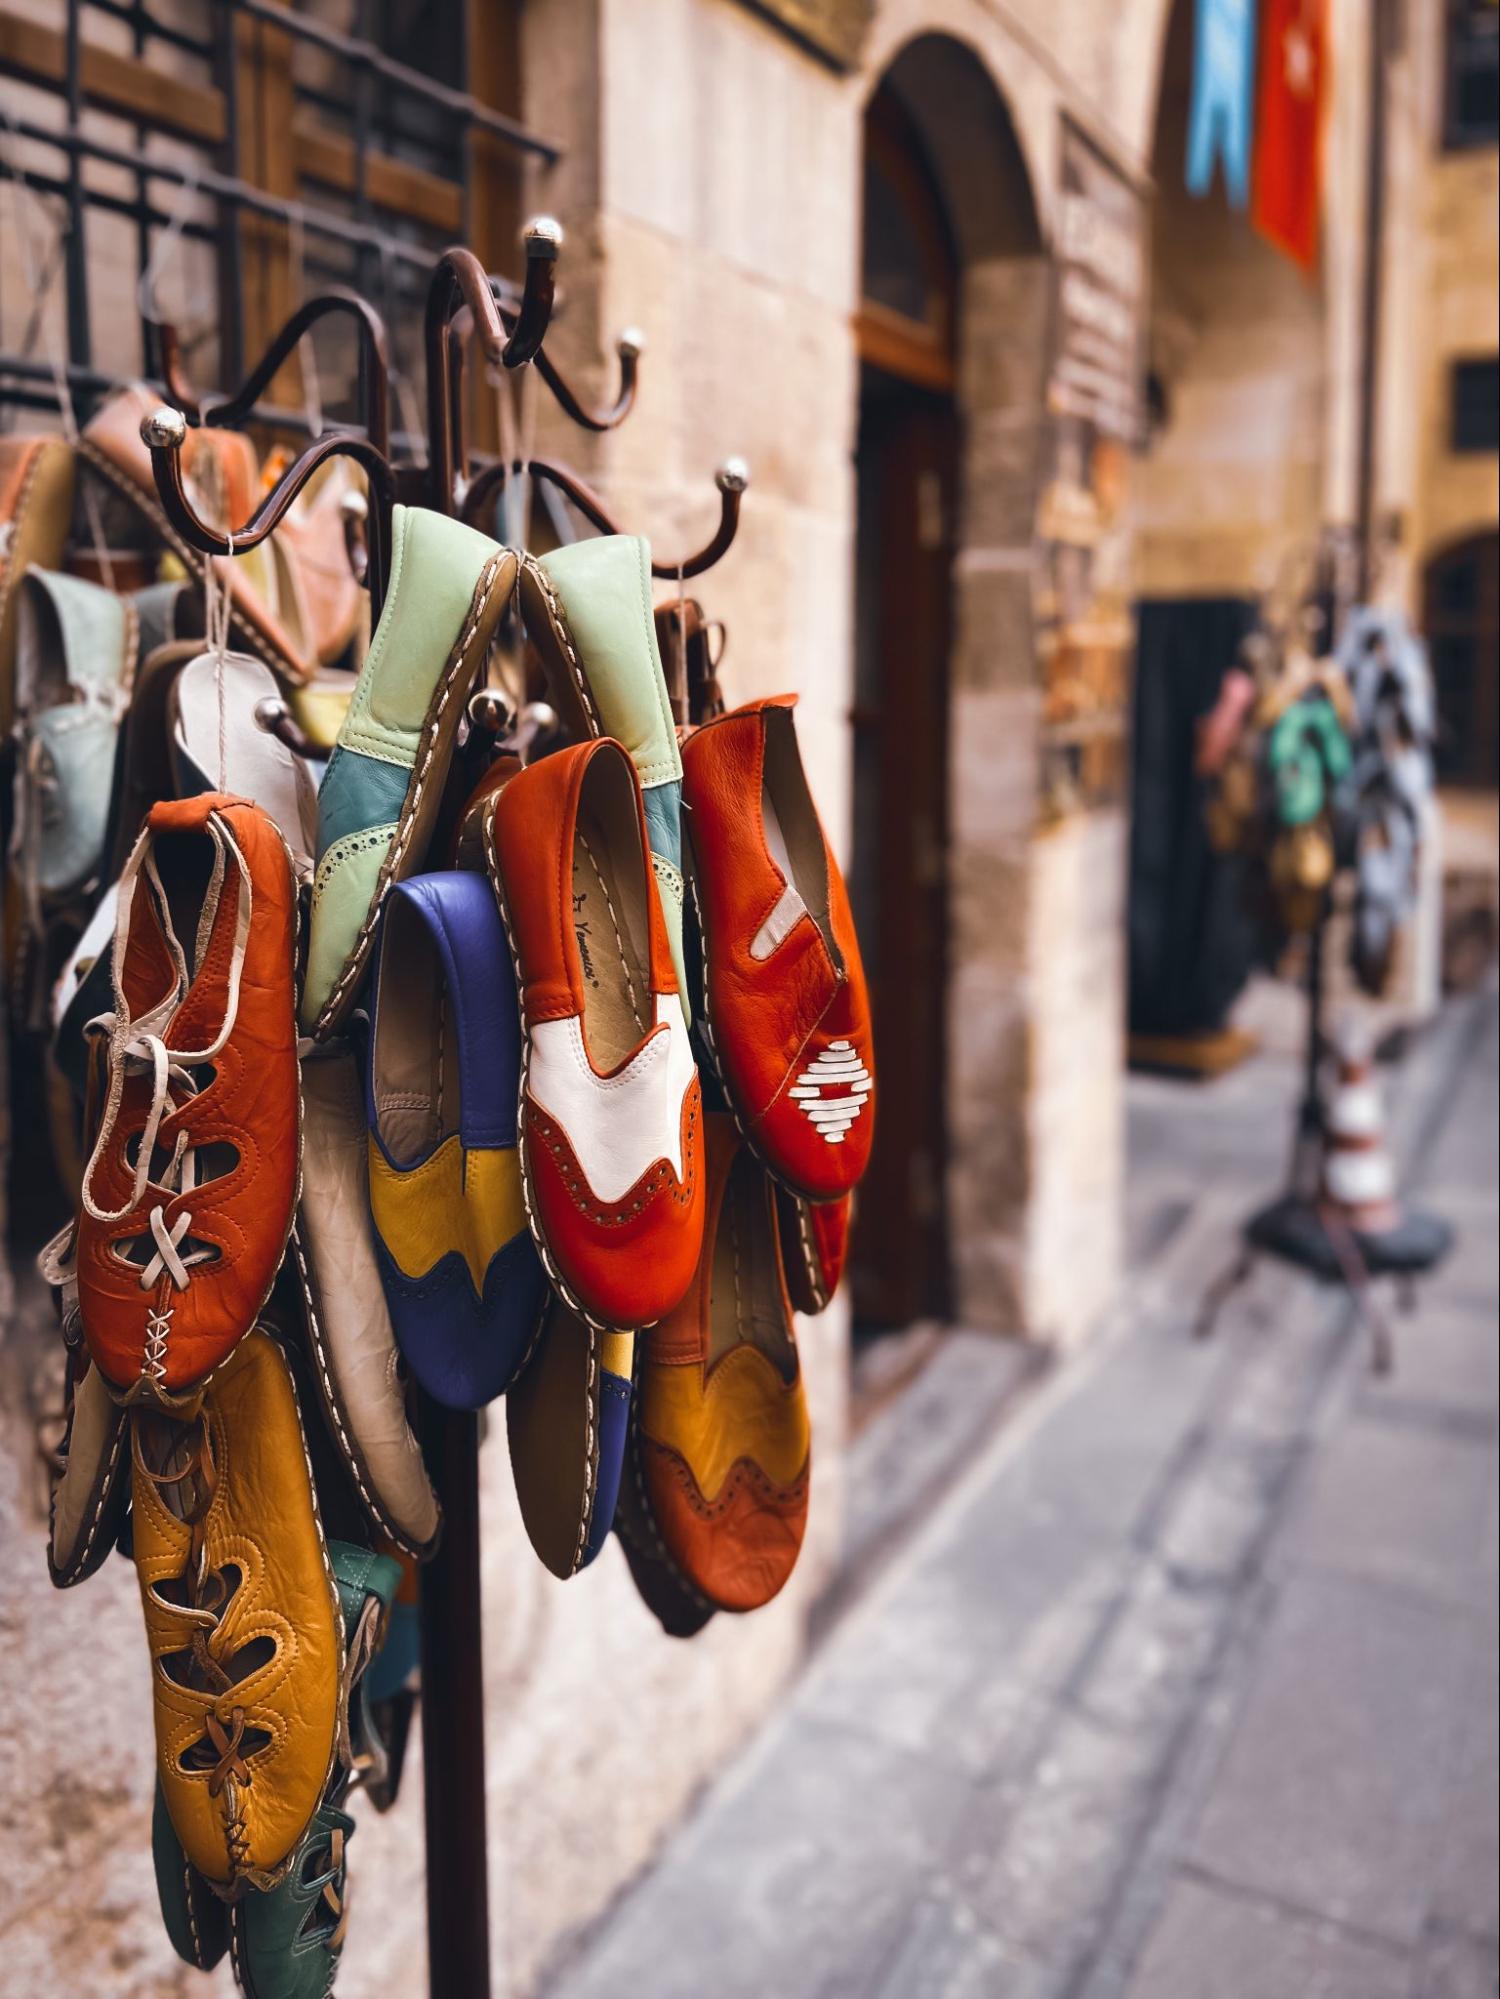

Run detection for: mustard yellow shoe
[[131, 1329, 343, 1892]]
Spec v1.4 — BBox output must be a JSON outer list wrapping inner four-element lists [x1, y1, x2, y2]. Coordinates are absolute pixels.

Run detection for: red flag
[[1252, 0, 1327, 271]]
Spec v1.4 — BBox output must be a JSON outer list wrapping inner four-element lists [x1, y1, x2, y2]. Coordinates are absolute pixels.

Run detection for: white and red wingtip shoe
[[488, 737, 705, 1329]]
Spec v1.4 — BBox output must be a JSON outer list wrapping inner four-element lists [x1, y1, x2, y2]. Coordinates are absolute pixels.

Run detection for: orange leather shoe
[[681, 696, 874, 1201], [488, 737, 704, 1330], [632, 1113, 810, 1613], [74, 793, 300, 1403]]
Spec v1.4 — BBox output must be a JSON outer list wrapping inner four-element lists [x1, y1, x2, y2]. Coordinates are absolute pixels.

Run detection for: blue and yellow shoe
[[366, 871, 547, 1409]]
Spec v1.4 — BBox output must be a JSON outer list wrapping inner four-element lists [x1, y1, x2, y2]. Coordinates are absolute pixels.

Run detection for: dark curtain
[[1128, 596, 1261, 1038]]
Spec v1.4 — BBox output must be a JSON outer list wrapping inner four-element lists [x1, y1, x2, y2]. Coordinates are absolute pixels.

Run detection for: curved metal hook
[[460, 455, 749, 580], [159, 289, 391, 459], [426, 228, 561, 512], [525, 326, 641, 434], [140, 405, 395, 618]]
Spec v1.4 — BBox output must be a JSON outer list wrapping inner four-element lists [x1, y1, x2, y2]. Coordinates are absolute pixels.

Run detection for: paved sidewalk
[[547, 987, 1498, 1999]]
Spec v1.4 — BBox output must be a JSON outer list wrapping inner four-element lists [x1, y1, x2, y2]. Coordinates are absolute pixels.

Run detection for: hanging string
[[676, 561, 689, 725], [202, 534, 234, 790], [287, 206, 325, 442], [0, 111, 115, 586], [135, 153, 204, 333]]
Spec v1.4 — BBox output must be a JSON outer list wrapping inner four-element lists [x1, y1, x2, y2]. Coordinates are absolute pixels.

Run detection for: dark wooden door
[[848, 369, 958, 1328], [1424, 531, 1499, 789]]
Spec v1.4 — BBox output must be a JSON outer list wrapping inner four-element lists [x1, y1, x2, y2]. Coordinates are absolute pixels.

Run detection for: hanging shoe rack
[[128, 223, 748, 1998], [5, 14, 748, 1992]]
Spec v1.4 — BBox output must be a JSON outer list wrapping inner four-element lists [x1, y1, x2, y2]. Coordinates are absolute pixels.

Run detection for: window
[[1451, 358, 1500, 453], [856, 87, 957, 393], [1443, 1, 1500, 150]]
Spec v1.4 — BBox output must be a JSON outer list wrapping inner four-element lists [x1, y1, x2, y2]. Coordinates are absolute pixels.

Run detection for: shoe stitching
[[314, 550, 506, 1037], [520, 553, 602, 736], [569, 1321, 599, 1578]]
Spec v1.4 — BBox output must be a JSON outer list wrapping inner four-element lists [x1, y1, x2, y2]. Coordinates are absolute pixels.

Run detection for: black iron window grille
[[0, 0, 550, 453]]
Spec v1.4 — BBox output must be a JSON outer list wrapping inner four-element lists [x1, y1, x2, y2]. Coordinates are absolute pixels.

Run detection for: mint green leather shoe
[[518, 536, 690, 1020], [302, 506, 517, 1036], [11, 568, 133, 908]]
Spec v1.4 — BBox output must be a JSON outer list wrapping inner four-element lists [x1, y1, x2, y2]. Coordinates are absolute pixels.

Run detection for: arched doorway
[[849, 37, 1048, 1335], [849, 83, 959, 1330], [1424, 530, 1499, 789]]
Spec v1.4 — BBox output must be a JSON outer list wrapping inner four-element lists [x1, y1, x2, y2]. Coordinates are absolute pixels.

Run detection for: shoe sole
[[288, 1220, 442, 1563], [310, 547, 517, 1040]]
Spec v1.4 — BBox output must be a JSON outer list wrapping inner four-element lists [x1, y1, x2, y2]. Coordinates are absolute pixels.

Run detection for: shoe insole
[[572, 802, 650, 1073], [372, 900, 456, 1164], [750, 779, 809, 961], [708, 1151, 796, 1377]]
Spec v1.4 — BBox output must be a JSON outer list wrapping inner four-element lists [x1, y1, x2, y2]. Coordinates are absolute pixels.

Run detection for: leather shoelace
[[78, 812, 254, 1297], [140, 1418, 258, 1797]]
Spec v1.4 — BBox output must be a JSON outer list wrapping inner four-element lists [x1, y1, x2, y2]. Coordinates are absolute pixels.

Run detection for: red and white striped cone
[[1318, 1035, 1400, 1235]]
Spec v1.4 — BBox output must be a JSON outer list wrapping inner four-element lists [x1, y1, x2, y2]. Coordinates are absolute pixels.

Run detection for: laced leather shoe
[[73, 793, 300, 1405], [132, 1329, 343, 1893]]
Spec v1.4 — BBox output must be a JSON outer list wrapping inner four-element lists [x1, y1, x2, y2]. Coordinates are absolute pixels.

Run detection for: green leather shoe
[[153, 1540, 401, 1996], [302, 506, 517, 1037], [518, 536, 690, 1019]]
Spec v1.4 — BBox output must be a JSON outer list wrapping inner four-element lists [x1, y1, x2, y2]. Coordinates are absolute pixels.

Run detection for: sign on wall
[[734, 0, 874, 70], [1037, 121, 1149, 816]]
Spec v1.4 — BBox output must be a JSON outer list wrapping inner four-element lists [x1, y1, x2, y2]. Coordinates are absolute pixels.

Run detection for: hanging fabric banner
[[1185, 0, 1259, 208], [1251, 0, 1327, 270]]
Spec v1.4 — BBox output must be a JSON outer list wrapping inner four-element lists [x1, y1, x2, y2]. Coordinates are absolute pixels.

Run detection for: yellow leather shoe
[[131, 1329, 343, 1892]]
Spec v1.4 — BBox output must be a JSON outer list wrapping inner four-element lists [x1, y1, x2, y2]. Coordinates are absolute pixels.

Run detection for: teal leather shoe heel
[[153, 1539, 401, 1997], [302, 506, 517, 1036], [518, 535, 690, 1020]]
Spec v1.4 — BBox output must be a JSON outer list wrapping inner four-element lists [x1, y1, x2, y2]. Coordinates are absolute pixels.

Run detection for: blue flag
[[1185, 0, 1258, 207]]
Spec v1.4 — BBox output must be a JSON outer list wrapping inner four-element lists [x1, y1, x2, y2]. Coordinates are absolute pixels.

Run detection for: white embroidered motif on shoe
[[789, 1040, 871, 1145]]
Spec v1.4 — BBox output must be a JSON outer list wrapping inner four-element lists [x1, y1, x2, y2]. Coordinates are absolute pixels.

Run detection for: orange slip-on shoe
[[681, 695, 874, 1202], [74, 793, 301, 1403], [487, 737, 704, 1331], [632, 1113, 810, 1614]]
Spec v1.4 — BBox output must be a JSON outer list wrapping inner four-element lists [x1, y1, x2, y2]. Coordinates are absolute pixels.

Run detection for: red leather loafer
[[681, 696, 874, 1201]]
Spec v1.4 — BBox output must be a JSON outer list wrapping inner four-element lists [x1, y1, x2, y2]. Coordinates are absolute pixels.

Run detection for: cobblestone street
[[548, 984, 1499, 1999]]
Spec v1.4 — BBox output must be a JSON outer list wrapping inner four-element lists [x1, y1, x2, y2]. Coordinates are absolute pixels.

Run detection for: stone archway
[[850, 31, 1053, 1334]]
